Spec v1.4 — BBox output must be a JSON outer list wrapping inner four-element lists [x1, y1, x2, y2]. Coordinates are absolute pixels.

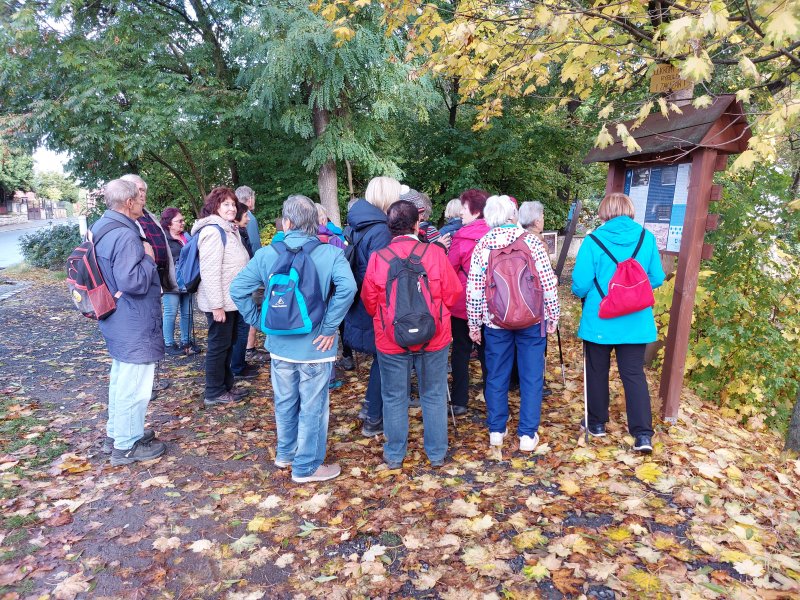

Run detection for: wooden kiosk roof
[[584, 95, 751, 164]]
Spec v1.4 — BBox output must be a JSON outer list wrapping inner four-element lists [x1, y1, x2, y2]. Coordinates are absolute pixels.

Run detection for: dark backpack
[[260, 240, 325, 336], [66, 222, 127, 320], [485, 234, 544, 330], [589, 229, 654, 319], [176, 224, 226, 294], [343, 222, 379, 287], [377, 242, 437, 351]]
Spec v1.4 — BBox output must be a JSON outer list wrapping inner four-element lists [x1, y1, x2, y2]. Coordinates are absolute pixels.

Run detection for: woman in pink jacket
[[447, 189, 491, 416]]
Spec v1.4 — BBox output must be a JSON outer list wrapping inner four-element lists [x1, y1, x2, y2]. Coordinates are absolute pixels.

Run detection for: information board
[[624, 163, 691, 252]]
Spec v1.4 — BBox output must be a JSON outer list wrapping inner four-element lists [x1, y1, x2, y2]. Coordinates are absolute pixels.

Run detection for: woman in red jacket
[[362, 200, 462, 469], [447, 189, 491, 415]]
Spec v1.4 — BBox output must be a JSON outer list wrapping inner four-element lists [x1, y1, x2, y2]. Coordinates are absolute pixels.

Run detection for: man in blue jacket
[[93, 179, 167, 466], [231, 195, 356, 483]]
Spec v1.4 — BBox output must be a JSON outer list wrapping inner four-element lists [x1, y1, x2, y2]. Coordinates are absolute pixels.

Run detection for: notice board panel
[[624, 163, 691, 253]]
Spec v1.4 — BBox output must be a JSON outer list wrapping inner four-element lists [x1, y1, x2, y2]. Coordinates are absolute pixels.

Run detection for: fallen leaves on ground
[[0, 275, 799, 598]]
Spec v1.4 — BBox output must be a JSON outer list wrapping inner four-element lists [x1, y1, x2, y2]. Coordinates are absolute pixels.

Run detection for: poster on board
[[624, 163, 691, 252]]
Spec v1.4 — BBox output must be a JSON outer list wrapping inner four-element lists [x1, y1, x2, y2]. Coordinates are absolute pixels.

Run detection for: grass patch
[[2, 263, 67, 283], [2, 513, 40, 530]]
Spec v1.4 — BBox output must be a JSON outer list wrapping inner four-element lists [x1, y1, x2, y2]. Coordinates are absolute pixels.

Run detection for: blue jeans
[[106, 359, 155, 449], [366, 357, 382, 420], [271, 359, 333, 478], [230, 311, 250, 374], [484, 324, 546, 437], [162, 293, 191, 346], [377, 346, 449, 464]]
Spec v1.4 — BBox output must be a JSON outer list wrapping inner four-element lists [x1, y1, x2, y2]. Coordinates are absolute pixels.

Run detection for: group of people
[[91, 174, 664, 479]]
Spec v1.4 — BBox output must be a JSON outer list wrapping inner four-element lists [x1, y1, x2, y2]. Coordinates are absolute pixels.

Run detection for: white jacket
[[191, 215, 250, 312]]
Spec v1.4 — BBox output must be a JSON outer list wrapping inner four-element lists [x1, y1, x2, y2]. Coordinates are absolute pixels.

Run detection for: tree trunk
[[785, 388, 800, 452], [312, 103, 340, 226], [345, 159, 355, 199]]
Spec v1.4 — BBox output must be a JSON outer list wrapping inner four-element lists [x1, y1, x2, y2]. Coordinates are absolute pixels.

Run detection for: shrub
[[18, 224, 81, 271]]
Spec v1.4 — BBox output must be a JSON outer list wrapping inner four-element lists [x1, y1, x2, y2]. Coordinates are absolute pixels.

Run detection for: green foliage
[[33, 170, 79, 204], [655, 166, 800, 429], [0, 140, 33, 194], [18, 224, 81, 271]]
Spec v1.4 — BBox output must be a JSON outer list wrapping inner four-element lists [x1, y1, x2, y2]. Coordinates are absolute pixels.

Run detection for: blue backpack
[[176, 224, 226, 293], [260, 240, 325, 336]]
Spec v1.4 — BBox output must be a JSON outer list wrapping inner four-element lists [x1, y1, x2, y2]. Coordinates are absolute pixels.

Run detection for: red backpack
[[485, 234, 544, 331], [589, 229, 654, 319], [65, 222, 125, 320]]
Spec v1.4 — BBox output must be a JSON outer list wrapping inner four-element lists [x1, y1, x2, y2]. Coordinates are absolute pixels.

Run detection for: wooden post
[[658, 148, 718, 421], [605, 161, 627, 195]]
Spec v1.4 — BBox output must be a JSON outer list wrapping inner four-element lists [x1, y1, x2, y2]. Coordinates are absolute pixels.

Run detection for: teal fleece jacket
[[230, 230, 356, 362], [571, 216, 665, 345]]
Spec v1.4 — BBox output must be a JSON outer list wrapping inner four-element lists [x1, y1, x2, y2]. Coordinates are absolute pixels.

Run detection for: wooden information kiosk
[[584, 95, 751, 422]]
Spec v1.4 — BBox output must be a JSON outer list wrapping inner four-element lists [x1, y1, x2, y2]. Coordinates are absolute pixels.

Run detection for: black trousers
[[205, 311, 238, 399], [450, 317, 485, 408], [584, 341, 653, 436]]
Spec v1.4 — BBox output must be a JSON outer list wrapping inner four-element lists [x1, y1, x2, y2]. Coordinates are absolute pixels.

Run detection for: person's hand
[[313, 334, 335, 352], [547, 320, 558, 334], [212, 308, 226, 323], [142, 241, 155, 260], [469, 328, 482, 344], [438, 232, 452, 250]]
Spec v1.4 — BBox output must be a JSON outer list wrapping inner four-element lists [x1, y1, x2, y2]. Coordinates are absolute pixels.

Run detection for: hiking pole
[[446, 385, 457, 436], [556, 325, 566, 386], [582, 341, 589, 444]]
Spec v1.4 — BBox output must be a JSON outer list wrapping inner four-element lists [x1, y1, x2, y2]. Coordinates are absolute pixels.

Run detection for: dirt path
[[1, 270, 799, 599]]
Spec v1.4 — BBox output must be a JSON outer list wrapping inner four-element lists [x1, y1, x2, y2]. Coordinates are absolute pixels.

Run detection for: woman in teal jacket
[[571, 193, 665, 453]]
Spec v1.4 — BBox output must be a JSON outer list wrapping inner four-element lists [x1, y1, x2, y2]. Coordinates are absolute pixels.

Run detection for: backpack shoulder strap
[[588, 233, 618, 264], [272, 241, 287, 254], [199, 224, 227, 246], [378, 244, 400, 265], [302, 238, 322, 254], [91, 221, 127, 244], [410, 241, 429, 262], [631, 228, 646, 259]]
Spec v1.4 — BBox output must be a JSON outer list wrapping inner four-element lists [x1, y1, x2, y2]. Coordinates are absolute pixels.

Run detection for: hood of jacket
[[191, 214, 238, 236], [481, 224, 525, 249], [590, 216, 642, 248], [347, 198, 387, 232], [455, 218, 489, 243]]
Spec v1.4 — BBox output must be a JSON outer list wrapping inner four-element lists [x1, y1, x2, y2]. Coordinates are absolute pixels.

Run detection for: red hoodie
[[447, 218, 491, 320], [363, 236, 462, 355]]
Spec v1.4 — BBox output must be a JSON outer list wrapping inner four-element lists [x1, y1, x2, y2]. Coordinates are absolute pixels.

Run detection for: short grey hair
[[282, 195, 318, 235], [484, 195, 518, 228], [314, 203, 328, 225], [235, 186, 255, 203], [518, 201, 544, 228], [104, 179, 138, 209], [444, 198, 462, 220], [120, 173, 147, 192]]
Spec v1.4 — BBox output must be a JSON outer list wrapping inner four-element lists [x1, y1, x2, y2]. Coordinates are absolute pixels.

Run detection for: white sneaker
[[519, 433, 539, 452], [274, 458, 291, 468], [489, 430, 507, 447]]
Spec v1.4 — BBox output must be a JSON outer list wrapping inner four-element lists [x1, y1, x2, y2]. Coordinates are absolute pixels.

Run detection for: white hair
[[444, 198, 462, 220], [518, 201, 544, 228], [484, 195, 518, 228], [104, 179, 138, 209], [120, 173, 147, 192]]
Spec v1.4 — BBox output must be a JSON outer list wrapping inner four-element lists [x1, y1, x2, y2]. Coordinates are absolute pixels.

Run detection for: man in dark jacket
[[343, 197, 392, 437], [93, 179, 167, 466]]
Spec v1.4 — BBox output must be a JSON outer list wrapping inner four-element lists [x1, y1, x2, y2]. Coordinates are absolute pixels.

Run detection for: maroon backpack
[[485, 234, 544, 330], [589, 229, 654, 319], [65, 222, 125, 320]]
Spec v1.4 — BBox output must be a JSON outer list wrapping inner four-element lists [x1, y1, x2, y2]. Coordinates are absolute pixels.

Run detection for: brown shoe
[[291, 463, 341, 483], [203, 391, 242, 407]]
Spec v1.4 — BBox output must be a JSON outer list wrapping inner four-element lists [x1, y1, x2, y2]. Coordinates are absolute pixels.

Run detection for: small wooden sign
[[650, 64, 691, 94]]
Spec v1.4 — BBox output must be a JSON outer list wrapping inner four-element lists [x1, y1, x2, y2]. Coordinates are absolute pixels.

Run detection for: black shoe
[[234, 364, 260, 379], [227, 387, 250, 401], [165, 344, 184, 356], [101, 429, 155, 455], [633, 435, 653, 454], [451, 405, 468, 417], [358, 404, 368, 421], [542, 385, 553, 397], [110, 438, 166, 466], [186, 341, 202, 354], [341, 356, 355, 371], [361, 417, 383, 437], [580, 420, 607, 437], [409, 397, 421, 408], [385, 460, 402, 469], [430, 457, 446, 468]]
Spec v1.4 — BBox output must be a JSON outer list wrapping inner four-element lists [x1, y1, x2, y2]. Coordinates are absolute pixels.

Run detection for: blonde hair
[[365, 176, 401, 213], [598, 193, 635, 222], [444, 198, 462, 220]]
